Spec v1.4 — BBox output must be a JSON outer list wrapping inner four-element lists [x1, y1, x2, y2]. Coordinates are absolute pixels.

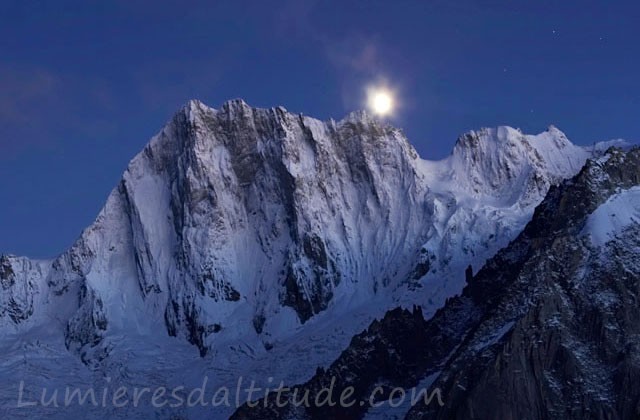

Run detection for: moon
[[368, 88, 394, 116]]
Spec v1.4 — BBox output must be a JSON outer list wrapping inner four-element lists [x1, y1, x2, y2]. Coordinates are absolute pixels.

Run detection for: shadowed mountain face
[[232, 147, 640, 420], [0, 99, 632, 419]]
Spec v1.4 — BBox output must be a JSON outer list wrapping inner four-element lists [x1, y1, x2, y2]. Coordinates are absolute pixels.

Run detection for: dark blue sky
[[1, 0, 639, 258]]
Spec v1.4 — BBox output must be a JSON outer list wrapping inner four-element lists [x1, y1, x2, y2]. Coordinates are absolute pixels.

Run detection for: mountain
[[0, 99, 626, 418], [234, 147, 640, 420]]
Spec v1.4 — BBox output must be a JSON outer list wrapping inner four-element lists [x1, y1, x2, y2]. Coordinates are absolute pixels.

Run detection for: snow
[[0, 99, 627, 418], [582, 186, 640, 247], [472, 321, 515, 351], [400, 124, 607, 315], [584, 138, 634, 154]]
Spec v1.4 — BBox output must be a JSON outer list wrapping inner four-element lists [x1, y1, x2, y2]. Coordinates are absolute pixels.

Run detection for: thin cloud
[[0, 64, 58, 123], [275, 0, 385, 76], [0, 63, 121, 153], [325, 36, 382, 75], [275, 1, 390, 112]]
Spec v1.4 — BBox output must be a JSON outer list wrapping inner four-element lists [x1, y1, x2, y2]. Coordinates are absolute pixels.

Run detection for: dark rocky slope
[[232, 147, 640, 419]]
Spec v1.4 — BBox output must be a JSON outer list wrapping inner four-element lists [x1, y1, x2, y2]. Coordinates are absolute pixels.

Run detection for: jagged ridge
[[0, 99, 627, 419], [240, 146, 640, 419]]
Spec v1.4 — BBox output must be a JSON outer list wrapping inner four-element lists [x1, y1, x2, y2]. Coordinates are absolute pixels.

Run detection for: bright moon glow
[[369, 89, 394, 116]]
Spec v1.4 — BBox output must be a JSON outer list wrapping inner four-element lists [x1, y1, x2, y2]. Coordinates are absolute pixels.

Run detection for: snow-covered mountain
[[0, 99, 625, 418], [237, 147, 640, 420]]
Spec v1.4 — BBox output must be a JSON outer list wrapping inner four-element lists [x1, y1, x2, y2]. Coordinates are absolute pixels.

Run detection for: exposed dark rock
[[464, 264, 473, 284], [253, 314, 266, 334], [65, 286, 110, 366], [303, 234, 328, 269], [232, 147, 640, 419], [232, 306, 442, 420], [198, 271, 241, 302], [411, 248, 433, 280], [0, 256, 15, 287]]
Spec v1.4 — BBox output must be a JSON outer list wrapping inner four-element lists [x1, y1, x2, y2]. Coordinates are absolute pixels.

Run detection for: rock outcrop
[[233, 147, 640, 419]]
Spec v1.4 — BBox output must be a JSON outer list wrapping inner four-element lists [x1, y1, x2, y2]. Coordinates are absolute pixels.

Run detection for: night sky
[[1, 0, 639, 257]]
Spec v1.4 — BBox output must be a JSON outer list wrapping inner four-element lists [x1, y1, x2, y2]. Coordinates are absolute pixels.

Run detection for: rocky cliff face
[[0, 99, 624, 419], [234, 147, 640, 419], [66, 99, 436, 358], [0, 255, 49, 325], [412, 148, 640, 420]]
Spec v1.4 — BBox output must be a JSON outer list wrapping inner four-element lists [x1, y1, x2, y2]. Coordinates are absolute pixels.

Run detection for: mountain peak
[[183, 97, 210, 114], [184, 98, 294, 121], [4, 98, 634, 419], [220, 97, 250, 111], [340, 109, 376, 124], [546, 123, 563, 134]]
